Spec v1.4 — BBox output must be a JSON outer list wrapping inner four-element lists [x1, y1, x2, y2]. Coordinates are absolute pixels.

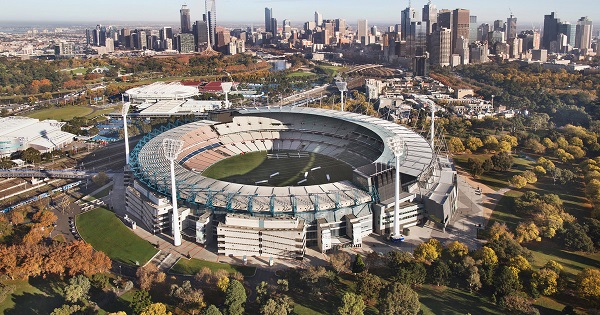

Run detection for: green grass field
[[170, 258, 255, 276], [202, 151, 353, 187], [27, 106, 94, 121], [417, 285, 503, 315], [76, 208, 158, 265], [287, 71, 317, 79], [0, 278, 64, 314]]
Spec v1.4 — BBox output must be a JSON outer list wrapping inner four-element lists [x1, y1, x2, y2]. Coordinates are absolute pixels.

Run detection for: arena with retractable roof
[[125, 107, 457, 259]]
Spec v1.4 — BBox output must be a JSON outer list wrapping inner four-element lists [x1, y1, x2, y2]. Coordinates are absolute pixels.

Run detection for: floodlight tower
[[430, 104, 436, 148], [162, 138, 184, 247], [121, 100, 131, 165], [221, 82, 233, 108], [387, 136, 407, 240], [335, 76, 348, 112]]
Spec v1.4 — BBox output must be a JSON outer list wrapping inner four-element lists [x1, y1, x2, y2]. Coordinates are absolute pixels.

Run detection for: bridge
[[0, 169, 95, 179], [345, 64, 383, 74]]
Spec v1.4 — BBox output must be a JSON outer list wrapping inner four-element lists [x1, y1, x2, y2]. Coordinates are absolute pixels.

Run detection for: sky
[[0, 0, 598, 27]]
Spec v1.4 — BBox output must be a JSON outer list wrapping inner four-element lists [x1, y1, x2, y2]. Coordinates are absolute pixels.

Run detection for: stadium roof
[[125, 82, 199, 102]]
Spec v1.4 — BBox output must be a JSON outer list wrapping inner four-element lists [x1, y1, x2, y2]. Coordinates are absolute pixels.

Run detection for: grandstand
[[126, 107, 457, 259]]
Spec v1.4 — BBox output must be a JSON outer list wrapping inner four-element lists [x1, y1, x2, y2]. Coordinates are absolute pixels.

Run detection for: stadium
[[125, 107, 458, 259]]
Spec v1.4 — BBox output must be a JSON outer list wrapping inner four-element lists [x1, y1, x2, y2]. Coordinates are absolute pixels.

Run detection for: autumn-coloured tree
[[136, 263, 166, 291]]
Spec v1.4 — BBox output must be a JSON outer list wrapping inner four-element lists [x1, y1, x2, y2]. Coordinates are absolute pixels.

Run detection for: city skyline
[[1, 0, 598, 27]]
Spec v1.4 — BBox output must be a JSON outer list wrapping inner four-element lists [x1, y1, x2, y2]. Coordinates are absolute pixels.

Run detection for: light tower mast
[[162, 138, 184, 247], [387, 136, 407, 240], [121, 97, 131, 165]]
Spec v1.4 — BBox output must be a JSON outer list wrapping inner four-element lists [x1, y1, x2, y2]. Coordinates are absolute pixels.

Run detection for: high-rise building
[[265, 8, 273, 33], [193, 20, 209, 51], [506, 15, 517, 40], [558, 22, 576, 48], [478, 23, 491, 42], [206, 0, 217, 49], [401, 4, 417, 41], [542, 12, 560, 50], [452, 9, 470, 54], [469, 16, 478, 43], [358, 19, 369, 45], [422, 1, 438, 35], [180, 5, 192, 33], [431, 28, 451, 66], [576, 16, 593, 50], [315, 11, 323, 27], [437, 10, 452, 30], [335, 19, 347, 36], [178, 33, 195, 53], [493, 20, 505, 32]]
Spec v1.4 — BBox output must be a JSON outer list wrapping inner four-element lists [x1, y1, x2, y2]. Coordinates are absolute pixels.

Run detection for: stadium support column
[[163, 138, 184, 247], [387, 136, 406, 239], [121, 100, 131, 165]]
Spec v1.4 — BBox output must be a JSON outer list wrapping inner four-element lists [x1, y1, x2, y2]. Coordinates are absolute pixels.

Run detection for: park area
[[76, 207, 158, 265], [26, 105, 118, 121]]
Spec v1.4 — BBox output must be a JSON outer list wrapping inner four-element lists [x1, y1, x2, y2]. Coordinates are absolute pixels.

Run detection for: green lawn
[[202, 150, 353, 187], [27, 106, 94, 121], [170, 258, 256, 277], [76, 208, 158, 265], [526, 240, 600, 276], [454, 154, 533, 191], [0, 278, 64, 314], [488, 189, 523, 229], [86, 107, 119, 119], [417, 285, 504, 315], [287, 71, 317, 79]]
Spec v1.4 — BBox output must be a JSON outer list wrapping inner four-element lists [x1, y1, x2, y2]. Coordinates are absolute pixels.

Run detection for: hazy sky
[[1, 0, 598, 26]]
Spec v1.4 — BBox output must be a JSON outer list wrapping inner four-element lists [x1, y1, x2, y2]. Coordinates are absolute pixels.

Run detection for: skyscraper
[[576, 16, 593, 50], [265, 8, 273, 33], [437, 10, 452, 29], [452, 9, 470, 54], [401, 3, 417, 41], [358, 19, 369, 45], [558, 22, 576, 48], [422, 1, 437, 35], [506, 15, 517, 40], [315, 11, 323, 27], [206, 0, 217, 49], [180, 5, 191, 33], [431, 27, 451, 66], [542, 12, 560, 50], [469, 16, 478, 43]]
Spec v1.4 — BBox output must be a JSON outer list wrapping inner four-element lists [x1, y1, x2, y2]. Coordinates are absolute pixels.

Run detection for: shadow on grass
[[417, 285, 503, 315], [526, 240, 600, 274], [3, 279, 65, 315]]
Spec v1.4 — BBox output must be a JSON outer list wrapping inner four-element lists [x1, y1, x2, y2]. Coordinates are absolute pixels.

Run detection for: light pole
[[162, 138, 184, 247], [335, 76, 348, 112], [221, 82, 233, 109], [386, 136, 407, 240], [121, 99, 131, 165], [491, 94, 495, 109]]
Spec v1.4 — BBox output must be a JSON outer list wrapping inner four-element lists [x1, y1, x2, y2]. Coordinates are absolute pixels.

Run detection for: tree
[[356, 272, 382, 301], [482, 158, 494, 172], [130, 290, 152, 315], [21, 147, 41, 164], [500, 294, 540, 315], [508, 255, 532, 272], [563, 222, 594, 252], [224, 279, 246, 315], [260, 296, 293, 315], [140, 303, 172, 315], [533, 268, 559, 296], [137, 263, 166, 291], [329, 251, 351, 273], [352, 254, 366, 273], [447, 137, 465, 153], [533, 166, 546, 175], [413, 242, 439, 263], [51, 304, 82, 315], [494, 266, 521, 297], [467, 158, 484, 176], [483, 135, 499, 152], [492, 151, 514, 171], [255, 281, 269, 304], [430, 260, 451, 286], [576, 268, 600, 301], [378, 282, 420, 315], [466, 265, 482, 292], [336, 292, 365, 315], [445, 241, 469, 260], [64, 275, 91, 303], [466, 136, 484, 152], [204, 305, 223, 315], [170, 281, 205, 314], [521, 171, 538, 184], [217, 276, 230, 292], [510, 175, 528, 189], [515, 222, 541, 243]]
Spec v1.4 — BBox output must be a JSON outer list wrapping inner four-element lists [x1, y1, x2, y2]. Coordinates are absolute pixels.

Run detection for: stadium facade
[[125, 107, 457, 258]]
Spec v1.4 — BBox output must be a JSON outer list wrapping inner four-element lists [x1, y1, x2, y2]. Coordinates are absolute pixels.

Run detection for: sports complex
[[125, 107, 458, 259]]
